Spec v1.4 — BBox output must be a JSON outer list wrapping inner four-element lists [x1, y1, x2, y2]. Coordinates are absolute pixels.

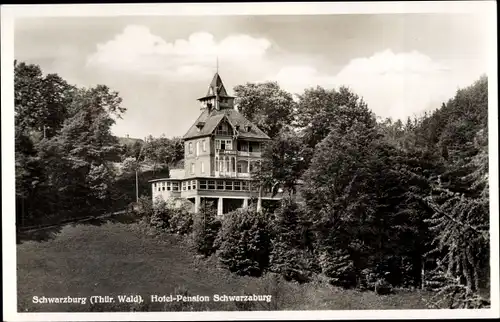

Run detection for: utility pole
[[135, 142, 145, 203]]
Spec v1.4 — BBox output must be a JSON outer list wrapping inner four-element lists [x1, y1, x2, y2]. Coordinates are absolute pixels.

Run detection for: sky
[[14, 12, 491, 139]]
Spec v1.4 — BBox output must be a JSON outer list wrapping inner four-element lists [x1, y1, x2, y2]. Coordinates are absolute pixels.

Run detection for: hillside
[[17, 218, 432, 312]]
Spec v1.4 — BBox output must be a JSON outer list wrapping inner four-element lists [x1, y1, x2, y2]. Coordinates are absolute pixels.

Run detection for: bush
[[133, 196, 154, 219], [269, 199, 318, 283], [269, 241, 316, 284], [149, 198, 170, 231], [318, 248, 357, 288], [168, 207, 193, 235], [215, 207, 272, 277], [192, 202, 221, 256], [374, 278, 392, 295], [359, 267, 379, 291]]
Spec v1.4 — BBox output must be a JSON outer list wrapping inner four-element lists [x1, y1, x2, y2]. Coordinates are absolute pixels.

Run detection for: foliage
[[233, 81, 296, 139], [15, 62, 127, 227], [296, 86, 376, 149], [168, 207, 193, 235], [192, 201, 221, 256], [254, 129, 313, 196], [215, 207, 273, 277], [318, 248, 357, 288], [142, 135, 185, 168], [269, 199, 317, 283], [149, 198, 171, 231]]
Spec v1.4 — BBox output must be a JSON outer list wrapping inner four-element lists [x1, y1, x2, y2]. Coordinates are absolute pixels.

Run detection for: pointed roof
[[199, 73, 231, 100], [183, 108, 271, 141]]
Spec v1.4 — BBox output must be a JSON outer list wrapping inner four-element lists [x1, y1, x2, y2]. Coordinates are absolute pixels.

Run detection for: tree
[[142, 136, 184, 170], [15, 62, 76, 139], [423, 128, 489, 308], [253, 129, 312, 196], [233, 82, 295, 139], [215, 207, 273, 277], [192, 201, 221, 256], [15, 61, 127, 225], [296, 86, 375, 149], [269, 199, 317, 283]]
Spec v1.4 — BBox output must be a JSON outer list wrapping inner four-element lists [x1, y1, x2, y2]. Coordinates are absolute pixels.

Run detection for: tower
[[197, 73, 235, 111]]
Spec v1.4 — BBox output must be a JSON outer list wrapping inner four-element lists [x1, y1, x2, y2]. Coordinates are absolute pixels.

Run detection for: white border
[[2, 2, 498, 321]]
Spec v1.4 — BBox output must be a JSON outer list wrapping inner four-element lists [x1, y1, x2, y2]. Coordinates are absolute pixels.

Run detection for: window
[[190, 163, 195, 174], [167, 182, 171, 191], [189, 142, 193, 154], [238, 141, 248, 152], [201, 162, 205, 173], [202, 140, 206, 152], [192, 180, 197, 190], [234, 181, 241, 191], [215, 157, 219, 171], [182, 182, 186, 191], [172, 182, 179, 191], [187, 181, 191, 190], [232, 157, 236, 172], [237, 163, 242, 173], [200, 180, 207, 190], [242, 181, 248, 191], [226, 181, 233, 190], [217, 180, 224, 190], [196, 141, 200, 156], [216, 139, 232, 150], [208, 180, 215, 190]]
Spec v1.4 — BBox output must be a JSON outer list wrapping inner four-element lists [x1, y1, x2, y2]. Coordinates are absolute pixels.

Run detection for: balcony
[[216, 149, 262, 158], [215, 171, 251, 178], [216, 149, 237, 156]]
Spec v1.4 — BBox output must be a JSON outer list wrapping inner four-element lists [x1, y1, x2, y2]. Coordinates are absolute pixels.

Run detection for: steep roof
[[200, 73, 230, 99], [183, 108, 271, 141]]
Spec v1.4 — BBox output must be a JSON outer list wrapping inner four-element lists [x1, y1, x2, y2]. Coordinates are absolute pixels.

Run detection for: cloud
[[86, 25, 272, 80], [269, 49, 484, 121]]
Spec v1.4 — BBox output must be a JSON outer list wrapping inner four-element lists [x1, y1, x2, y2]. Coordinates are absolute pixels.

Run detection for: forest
[[14, 60, 490, 309]]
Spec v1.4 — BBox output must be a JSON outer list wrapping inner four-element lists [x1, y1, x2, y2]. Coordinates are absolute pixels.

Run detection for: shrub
[[133, 195, 154, 219], [374, 278, 392, 295], [215, 207, 272, 277], [168, 207, 193, 235], [192, 202, 221, 256], [359, 267, 379, 291], [269, 199, 317, 283], [269, 240, 316, 284], [149, 198, 170, 231], [318, 248, 357, 288]]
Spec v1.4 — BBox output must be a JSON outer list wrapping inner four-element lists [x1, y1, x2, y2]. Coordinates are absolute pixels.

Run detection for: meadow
[[17, 216, 432, 312]]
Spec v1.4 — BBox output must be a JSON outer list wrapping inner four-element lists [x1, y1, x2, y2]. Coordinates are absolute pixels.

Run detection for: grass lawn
[[17, 218, 432, 312]]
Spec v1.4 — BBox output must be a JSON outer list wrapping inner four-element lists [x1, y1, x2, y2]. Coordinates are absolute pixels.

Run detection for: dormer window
[[196, 122, 205, 131], [246, 125, 252, 132]]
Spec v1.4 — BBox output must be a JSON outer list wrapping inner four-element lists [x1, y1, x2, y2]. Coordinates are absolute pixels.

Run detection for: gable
[[183, 109, 271, 141]]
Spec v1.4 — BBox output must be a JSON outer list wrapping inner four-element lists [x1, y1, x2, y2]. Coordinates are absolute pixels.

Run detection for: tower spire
[[215, 57, 220, 110]]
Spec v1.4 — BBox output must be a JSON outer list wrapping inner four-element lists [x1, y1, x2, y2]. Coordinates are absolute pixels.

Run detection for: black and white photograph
[[1, 2, 498, 321]]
